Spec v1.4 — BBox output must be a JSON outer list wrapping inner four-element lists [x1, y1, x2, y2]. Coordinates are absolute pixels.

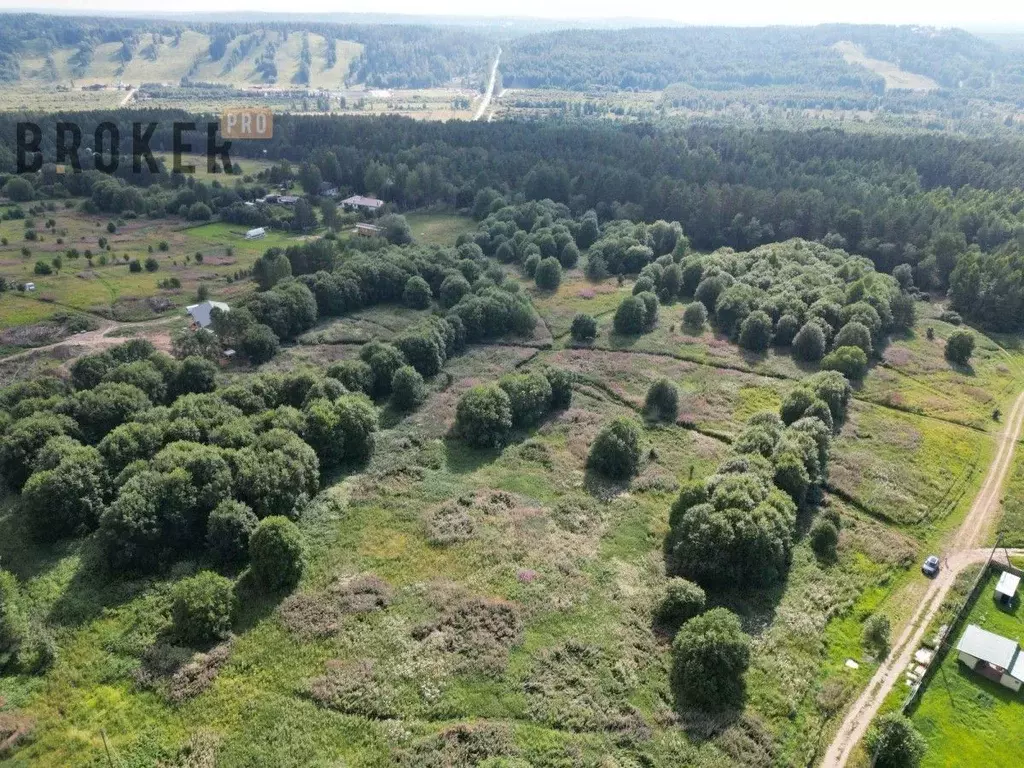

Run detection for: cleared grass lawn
[[404, 212, 475, 246], [911, 567, 1024, 767], [152, 153, 275, 179], [0, 206, 303, 327]]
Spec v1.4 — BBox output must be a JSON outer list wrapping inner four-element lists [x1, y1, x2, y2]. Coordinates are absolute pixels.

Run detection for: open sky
[[5, 2, 1024, 29]]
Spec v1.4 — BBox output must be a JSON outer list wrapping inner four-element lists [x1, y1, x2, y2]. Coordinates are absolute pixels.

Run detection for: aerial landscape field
[[1, 8, 1024, 768]]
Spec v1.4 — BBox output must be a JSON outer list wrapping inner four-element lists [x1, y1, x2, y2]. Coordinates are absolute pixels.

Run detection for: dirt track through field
[[822, 389, 1024, 766], [473, 49, 501, 121], [0, 317, 174, 365]]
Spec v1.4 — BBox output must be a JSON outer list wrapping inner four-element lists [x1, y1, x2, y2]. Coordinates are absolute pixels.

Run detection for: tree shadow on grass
[[231, 569, 290, 636], [45, 538, 166, 628], [582, 467, 632, 502], [0, 495, 82, 584], [948, 360, 977, 377], [443, 436, 502, 475]]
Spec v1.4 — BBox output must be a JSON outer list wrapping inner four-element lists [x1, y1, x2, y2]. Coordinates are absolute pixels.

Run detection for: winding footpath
[[822, 389, 1024, 767], [473, 49, 501, 121]]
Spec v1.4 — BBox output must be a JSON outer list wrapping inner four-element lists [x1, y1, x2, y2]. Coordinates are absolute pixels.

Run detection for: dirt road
[[473, 49, 501, 121], [0, 316, 175, 366], [822, 390, 1024, 766]]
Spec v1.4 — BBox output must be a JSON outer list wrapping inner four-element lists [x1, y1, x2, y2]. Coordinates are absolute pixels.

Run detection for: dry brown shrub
[[395, 721, 518, 768], [413, 595, 523, 676], [135, 639, 234, 703], [307, 658, 400, 719], [279, 574, 392, 639]]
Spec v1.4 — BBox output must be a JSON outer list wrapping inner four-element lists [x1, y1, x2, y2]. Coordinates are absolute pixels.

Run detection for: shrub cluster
[[667, 371, 851, 589], [455, 367, 574, 448], [0, 343, 374, 590]]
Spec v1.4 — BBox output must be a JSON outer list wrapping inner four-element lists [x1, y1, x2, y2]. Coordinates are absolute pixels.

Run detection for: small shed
[[245, 227, 266, 240], [278, 195, 300, 205], [355, 223, 381, 238], [186, 300, 230, 329], [956, 624, 1024, 691], [996, 571, 1021, 606]]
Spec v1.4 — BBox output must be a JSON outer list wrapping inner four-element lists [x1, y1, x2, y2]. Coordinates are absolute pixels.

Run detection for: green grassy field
[[404, 212, 477, 246], [911, 567, 1024, 767], [2, 217, 1024, 766], [0, 208, 300, 331], [996, 450, 1024, 547]]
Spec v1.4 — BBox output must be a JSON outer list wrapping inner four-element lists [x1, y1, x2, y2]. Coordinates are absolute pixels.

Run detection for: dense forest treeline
[[501, 25, 1022, 93], [3, 108, 1024, 329]]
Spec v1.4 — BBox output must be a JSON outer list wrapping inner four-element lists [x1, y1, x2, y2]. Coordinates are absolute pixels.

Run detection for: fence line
[[901, 542, 1001, 716]]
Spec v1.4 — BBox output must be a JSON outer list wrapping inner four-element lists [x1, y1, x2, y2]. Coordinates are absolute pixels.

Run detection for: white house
[[341, 194, 384, 213], [186, 300, 230, 329], [245, 227, 266, 240], [956, 624, 1024, 692]]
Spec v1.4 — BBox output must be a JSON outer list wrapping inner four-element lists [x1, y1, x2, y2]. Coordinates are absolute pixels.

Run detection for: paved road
[[473, 49, 501, 121], [822, 390, 1024, 766]]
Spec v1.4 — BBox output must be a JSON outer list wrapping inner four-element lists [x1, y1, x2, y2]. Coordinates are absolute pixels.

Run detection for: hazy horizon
[[3, 2, 1024, 32]]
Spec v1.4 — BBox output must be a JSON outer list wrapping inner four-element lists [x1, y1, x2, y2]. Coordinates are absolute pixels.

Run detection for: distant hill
[[0, 13, 497, 89], [1, 14, 1023, 102], [501, 24, 1021, 94]]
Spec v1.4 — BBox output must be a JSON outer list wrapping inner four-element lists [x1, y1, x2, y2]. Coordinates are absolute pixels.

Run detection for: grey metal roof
[[996, 571, 1021, 597], [186, 301, 230, 329], [1010, 649, 1024, 682], [957, 624, 1019, 669]]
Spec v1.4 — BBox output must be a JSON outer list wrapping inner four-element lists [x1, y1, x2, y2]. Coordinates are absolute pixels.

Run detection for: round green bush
[[682, 302, 708, 330], [834, 321, 873, 356], [570, 313, 597, 342], [773, 313, 800, 346], [945, 329, 975, 365], [249, 516, 305, 592], [659, 577, 706, 629], [671, 607, 750, 710], [390, 365, 426, 411], [866, 712, 926, 768], [738, 310, 773, 352], [455, 384, 513, 448], [206, 500, 259, 567], [821, 346, 868, 380], [632, 276, 655, 296], [498, 371, 552, 428], [542, 366, 574, 410], [534, 257, 562, 290], [644, 378, 679, 422], [558, 241, 579, 269], [587, 417, 643, 480], [809, 517, 839, 561], [326, 360, 374, 395], [523, 253, 541, 277], [439, 273, 471, 308], [613, 295, 647, 335], [792, 322, 827, 362], [170, 570, 235, 645], [402, 276, 433, 309]]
